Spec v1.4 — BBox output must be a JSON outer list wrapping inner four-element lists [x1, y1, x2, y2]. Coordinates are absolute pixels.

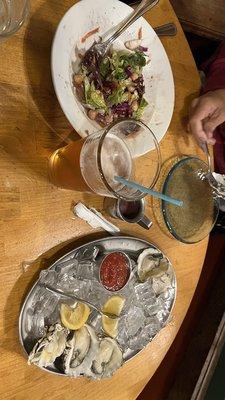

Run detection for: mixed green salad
[[73, 48, 149, 126]]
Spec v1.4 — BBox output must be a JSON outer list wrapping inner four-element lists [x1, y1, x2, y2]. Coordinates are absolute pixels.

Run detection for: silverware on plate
[[86, 0, 159, 57], [41, 283, 119, 320]]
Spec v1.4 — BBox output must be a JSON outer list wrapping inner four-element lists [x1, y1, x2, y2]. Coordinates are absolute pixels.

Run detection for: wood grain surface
[[170, 0, 225, 40], [0, 1, 206, 399]]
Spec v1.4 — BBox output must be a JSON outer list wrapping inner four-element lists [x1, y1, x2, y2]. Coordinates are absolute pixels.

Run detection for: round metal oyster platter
[[19, 236, 176, 379]]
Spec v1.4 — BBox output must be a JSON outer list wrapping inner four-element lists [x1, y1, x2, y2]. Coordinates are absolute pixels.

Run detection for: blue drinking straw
[[114, 176, 183, 207]]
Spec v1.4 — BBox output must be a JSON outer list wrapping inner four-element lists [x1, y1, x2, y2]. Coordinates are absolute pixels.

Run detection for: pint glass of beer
[[49, 119, 161, 199]]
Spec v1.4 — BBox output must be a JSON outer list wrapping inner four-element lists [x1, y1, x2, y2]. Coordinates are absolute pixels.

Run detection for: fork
[[41, 283, 119, 320], [85, 0, 159, 58], [199, 142, 216, 181], [198, 142, 225, 199]]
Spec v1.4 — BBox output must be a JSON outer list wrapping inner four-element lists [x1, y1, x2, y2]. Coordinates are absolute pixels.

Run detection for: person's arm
[[188, 41, 225, 145]]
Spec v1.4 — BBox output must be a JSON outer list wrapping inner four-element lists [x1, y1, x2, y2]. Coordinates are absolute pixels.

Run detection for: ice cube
[[55, 258, 78, 274], [33, 292, 58, 317], [86, 280, 109, 308], [75, 260, 96, 280], [134, 281, 156, 306], [79, 279, 94, 299], [39, 269, 57, 286], [56, 274, 79, 292], [117, 317, 129, 350], [74, 246, 100, 261], [25, 309, 45, 339], [128, 328, 149, 351], [144, 316, 162, 338], [158, 287, 175, 302], [31, 285, 47, 306], [157, 309, 170, 324], [125, 305, 145, 337], [144, 301, 161, 316]]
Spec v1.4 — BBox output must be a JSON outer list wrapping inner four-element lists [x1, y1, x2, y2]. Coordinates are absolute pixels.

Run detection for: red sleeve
[[202, 41, 225, 93], [201, 41, 225, 174]]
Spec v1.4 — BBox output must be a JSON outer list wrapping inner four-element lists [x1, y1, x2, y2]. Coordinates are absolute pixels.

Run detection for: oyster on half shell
[[28, 322, 123, 379], [28, 323, 69, 368], [137, 248, 169, 282], [63, 325, 91, 372], [102, 338, 123, 378], [92, 337, 123, 378], [62, 324, 99, 378], [152, 274, 172, 295]]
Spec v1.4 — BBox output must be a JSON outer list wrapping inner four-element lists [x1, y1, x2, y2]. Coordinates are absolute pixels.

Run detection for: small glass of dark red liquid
[[104, 197, 152, 230]]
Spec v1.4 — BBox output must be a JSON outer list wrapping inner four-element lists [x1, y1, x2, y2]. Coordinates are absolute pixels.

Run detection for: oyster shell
[[102, 338, 123, 378], [137, 248, 169, 282], [63, 325, 91, 372], [28, 323, 69, 368], [91, 337, 123, 378], [63, 324, 99, 378], [92, 337, 115, 375], [28, 322, 123, 379], [152, 274, 172, 295]]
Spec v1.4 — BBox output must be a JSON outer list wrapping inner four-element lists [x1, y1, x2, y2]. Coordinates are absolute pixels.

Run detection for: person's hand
[[188, 89, 225, 145]]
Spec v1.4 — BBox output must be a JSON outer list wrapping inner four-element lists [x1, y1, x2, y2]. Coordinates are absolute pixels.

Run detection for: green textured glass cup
[[162, 156, 219, 243]]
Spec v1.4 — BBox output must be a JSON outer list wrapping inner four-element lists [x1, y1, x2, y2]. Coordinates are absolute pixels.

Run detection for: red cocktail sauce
[[99, 252, 130, 291]]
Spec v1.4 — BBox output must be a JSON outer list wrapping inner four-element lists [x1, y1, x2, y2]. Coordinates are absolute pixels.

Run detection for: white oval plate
[[51, 0, 174, 153]]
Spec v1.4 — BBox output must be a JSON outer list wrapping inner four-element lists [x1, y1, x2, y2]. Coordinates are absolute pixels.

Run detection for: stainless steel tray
[[19, 236, 177, 377]]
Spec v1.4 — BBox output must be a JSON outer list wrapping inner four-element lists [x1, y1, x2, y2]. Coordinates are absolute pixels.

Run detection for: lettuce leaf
[[84, 77, 90, 103], [112, 67, 126, 81], [100, 57, 110, 78], [88, 90, 107, 110], [111, 51, 122, 70], [120, 92, 129, 103], [120, 51, 146, 68], [119, 79, 132, 88], [84, 79, 107, 110], [108, 87, 129, 106], [133, 97, 148, 119]]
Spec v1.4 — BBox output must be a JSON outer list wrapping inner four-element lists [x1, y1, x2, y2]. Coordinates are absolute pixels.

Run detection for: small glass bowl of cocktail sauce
[[99, 251, 131, 292]]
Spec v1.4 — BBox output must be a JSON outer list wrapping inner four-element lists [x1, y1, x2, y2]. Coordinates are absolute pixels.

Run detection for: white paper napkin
[[73, 202, 120, 234]]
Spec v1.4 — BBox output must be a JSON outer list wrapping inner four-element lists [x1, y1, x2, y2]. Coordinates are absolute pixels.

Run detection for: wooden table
[[170, 0, 225, 40], [0, 1, 205, 399]]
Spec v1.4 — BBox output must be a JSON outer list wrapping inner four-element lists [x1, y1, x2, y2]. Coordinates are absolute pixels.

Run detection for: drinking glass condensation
[[0, 0, 29, 39], [49, 119, 161, 200]]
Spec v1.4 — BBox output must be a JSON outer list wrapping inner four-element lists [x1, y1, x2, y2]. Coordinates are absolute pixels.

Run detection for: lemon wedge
[[102, 295, 125, 338], [102, 316, 119, 338], [60, 302, 90, 330], [102, 295, 125, 317]]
